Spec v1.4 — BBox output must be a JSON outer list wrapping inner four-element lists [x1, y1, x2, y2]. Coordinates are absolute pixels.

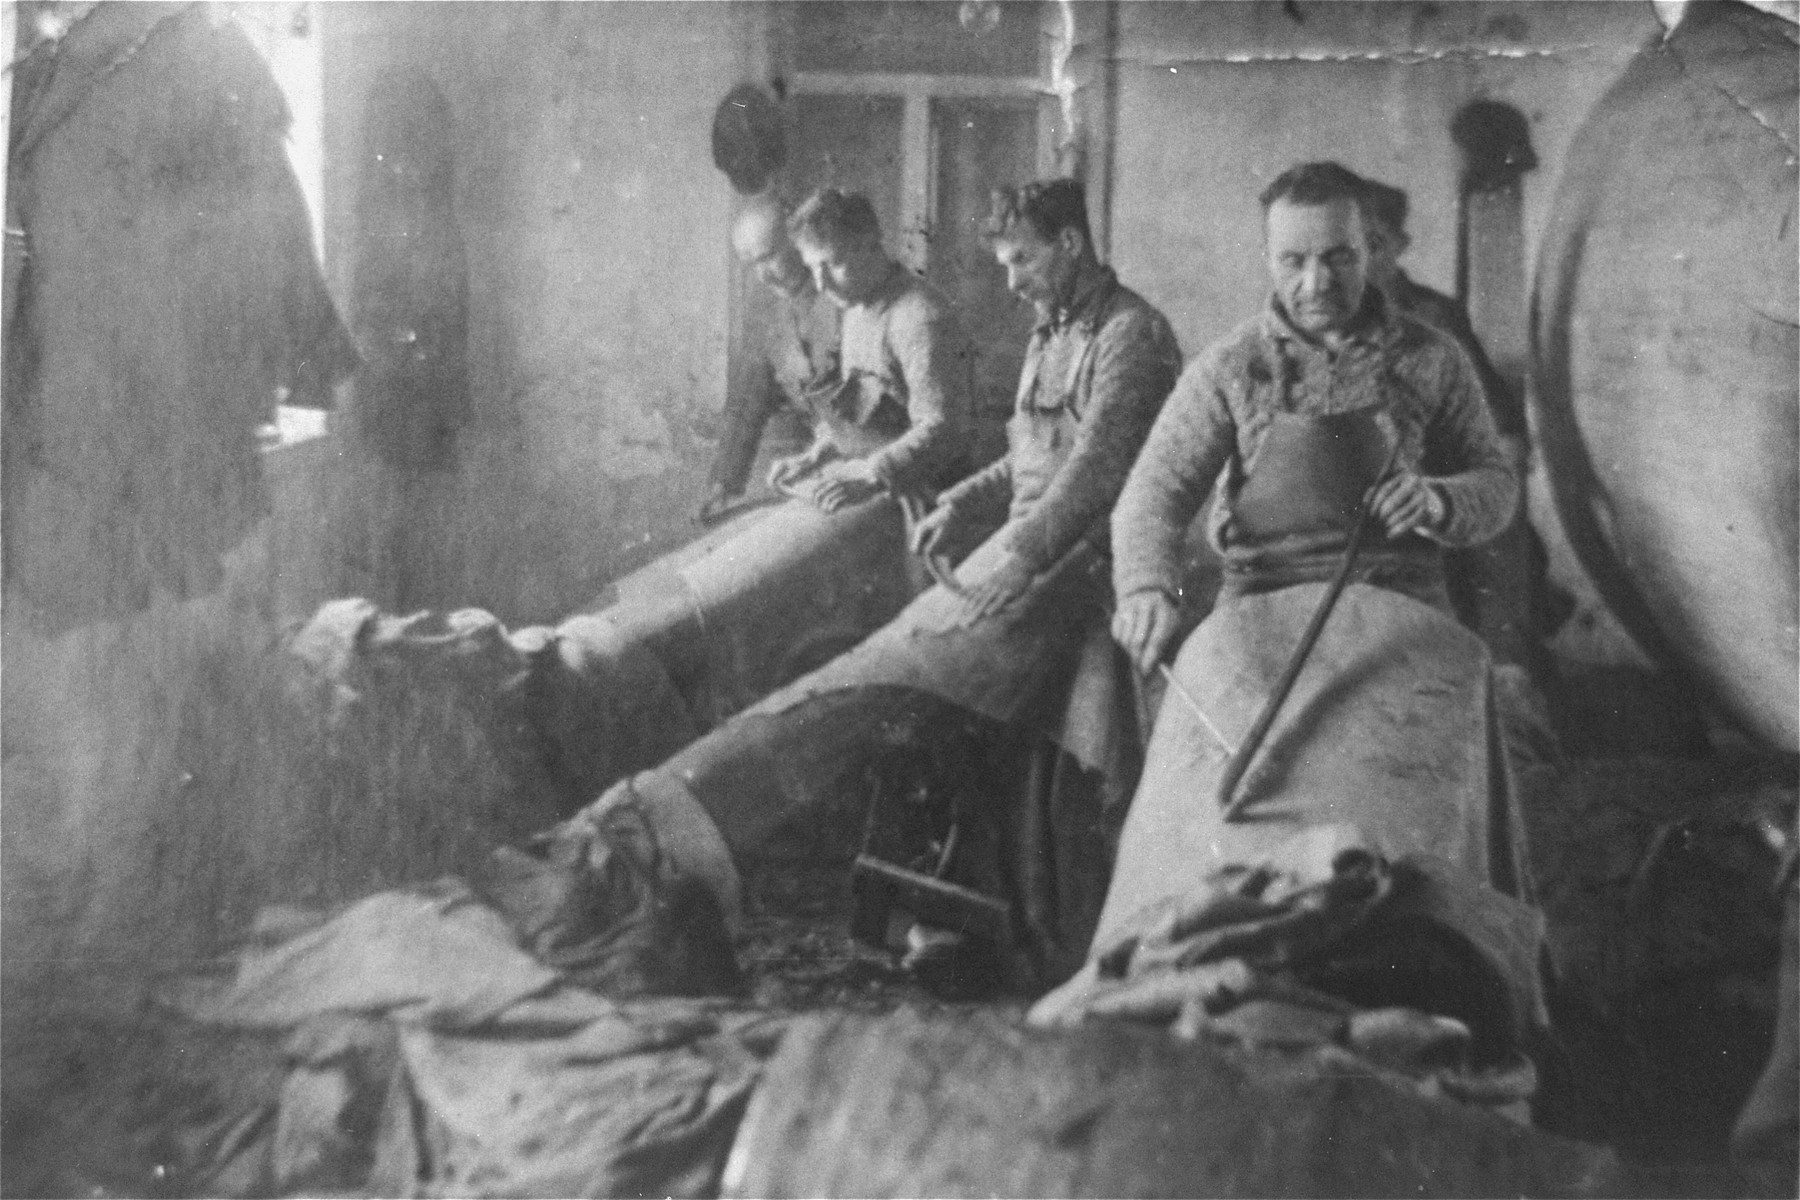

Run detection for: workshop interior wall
[[1107, 0, 1657, 361], [317, 1, 761, 624]]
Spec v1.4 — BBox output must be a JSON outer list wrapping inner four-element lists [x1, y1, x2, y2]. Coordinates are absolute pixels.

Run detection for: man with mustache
[[1111, 160, 1517, 669], [1037, 161, 1537, 1064]]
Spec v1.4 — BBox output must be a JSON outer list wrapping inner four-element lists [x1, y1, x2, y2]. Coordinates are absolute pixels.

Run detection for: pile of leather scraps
[[477, 784, 744, 999], [285, 598, 699, 820], [1029, 826, 1547, 1117], [158, 875, 777, 1198]]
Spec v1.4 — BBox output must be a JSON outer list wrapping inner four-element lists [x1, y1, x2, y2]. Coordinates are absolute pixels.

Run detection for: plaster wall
[[319, 2, 761, 623], [1107, 0, 1658, 356]]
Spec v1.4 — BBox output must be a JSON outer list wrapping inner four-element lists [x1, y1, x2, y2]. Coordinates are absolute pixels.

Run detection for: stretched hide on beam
[[583, 495, 920, 725]]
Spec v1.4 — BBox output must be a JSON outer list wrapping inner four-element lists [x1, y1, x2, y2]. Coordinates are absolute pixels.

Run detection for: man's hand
[[766, 452, 815, 491], [909, 500, 964, 558], [1112, 589, 1180, 676], [1366, 470, 1447, 540], [812, 459, 884, 512], [958, 551, 1035, 623]]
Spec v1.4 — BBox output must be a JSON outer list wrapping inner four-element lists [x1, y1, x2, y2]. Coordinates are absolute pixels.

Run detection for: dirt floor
[[2, 741, 1793, 1198]]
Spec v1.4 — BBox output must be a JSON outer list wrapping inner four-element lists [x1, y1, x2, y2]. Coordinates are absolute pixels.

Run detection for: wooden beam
[[790, 71, 1044, 99]]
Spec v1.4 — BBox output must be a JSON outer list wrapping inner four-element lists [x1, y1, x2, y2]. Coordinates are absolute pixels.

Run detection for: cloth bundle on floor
[[1031, 825, 1546, 1112], [164, 864, 769, 1198]]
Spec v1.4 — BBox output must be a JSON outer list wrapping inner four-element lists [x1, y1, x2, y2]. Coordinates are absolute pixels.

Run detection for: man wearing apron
[[1111, 160, 1517, 664], [1073, 163, 1536, 1056], [884, 178, 1184, 988], [776, 188, 975, 515]]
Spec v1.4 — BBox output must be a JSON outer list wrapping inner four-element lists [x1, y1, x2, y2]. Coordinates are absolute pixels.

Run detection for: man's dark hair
[[788, 188, 882, 251], [1258, 161, 1369, 212], [1358, 178, 1409, 237], [985, 178, 1094, 252]]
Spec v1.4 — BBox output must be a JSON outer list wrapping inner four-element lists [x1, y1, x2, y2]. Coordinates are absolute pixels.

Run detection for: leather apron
[[1221, 407, 1450, 612], [1230, 408, 1392, 542]]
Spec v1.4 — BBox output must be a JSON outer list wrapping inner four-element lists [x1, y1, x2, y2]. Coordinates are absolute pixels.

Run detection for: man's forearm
[[1110, 369, 1230, 601], [864, 413, 955, 493], [941, 458, 1013, 523], [1111, 419, 1212, 600], [865, 306, 973, 492], [1005, 332, 1180, 572], [710, 378, 782, 495], [1111, 482, 1195, 601], [1425, 349, 1522, 547], [1431, 462, 1519, 547]]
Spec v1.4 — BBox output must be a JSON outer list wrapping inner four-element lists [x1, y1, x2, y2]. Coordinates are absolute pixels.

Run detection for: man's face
[[1265, 197, 1369, 337], [752, 244, 813, 299], [992, 223, 1080, 310], [795, 234, 885, 308]]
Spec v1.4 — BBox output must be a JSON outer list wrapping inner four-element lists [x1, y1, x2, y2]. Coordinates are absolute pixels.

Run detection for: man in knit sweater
[[777, 188, 975, 513], [1112, 161, 1517, 674], [1049, 163, 1539, 1046]]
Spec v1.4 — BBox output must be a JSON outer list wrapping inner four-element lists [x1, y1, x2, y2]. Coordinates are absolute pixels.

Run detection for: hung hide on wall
[[3, 2, 357, 634], [0, 1, 355, 1025], [349, 66, 470, 471]]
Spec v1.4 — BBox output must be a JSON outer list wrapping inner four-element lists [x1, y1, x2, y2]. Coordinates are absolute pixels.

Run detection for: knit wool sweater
[[1112, 290, 1518, 603]]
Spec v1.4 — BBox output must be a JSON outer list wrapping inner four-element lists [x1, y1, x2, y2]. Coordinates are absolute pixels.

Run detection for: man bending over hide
[[1036, 163, 1542, 1078], [771, 188, 976, 513], [698, 194, 841, 522], [891, 178, 1184, 982]]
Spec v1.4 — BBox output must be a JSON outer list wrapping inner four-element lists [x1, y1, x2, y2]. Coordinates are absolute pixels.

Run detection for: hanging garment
[[3, 3, 356, 632]]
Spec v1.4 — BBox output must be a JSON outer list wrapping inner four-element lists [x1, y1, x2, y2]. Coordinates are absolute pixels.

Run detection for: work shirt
[[1388, 269, 1525, 441], [1112, 289, 1517, 605], [708, 286, 839, 496], [938, 266, 1183, 575], [826, 264, 975, 493]]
